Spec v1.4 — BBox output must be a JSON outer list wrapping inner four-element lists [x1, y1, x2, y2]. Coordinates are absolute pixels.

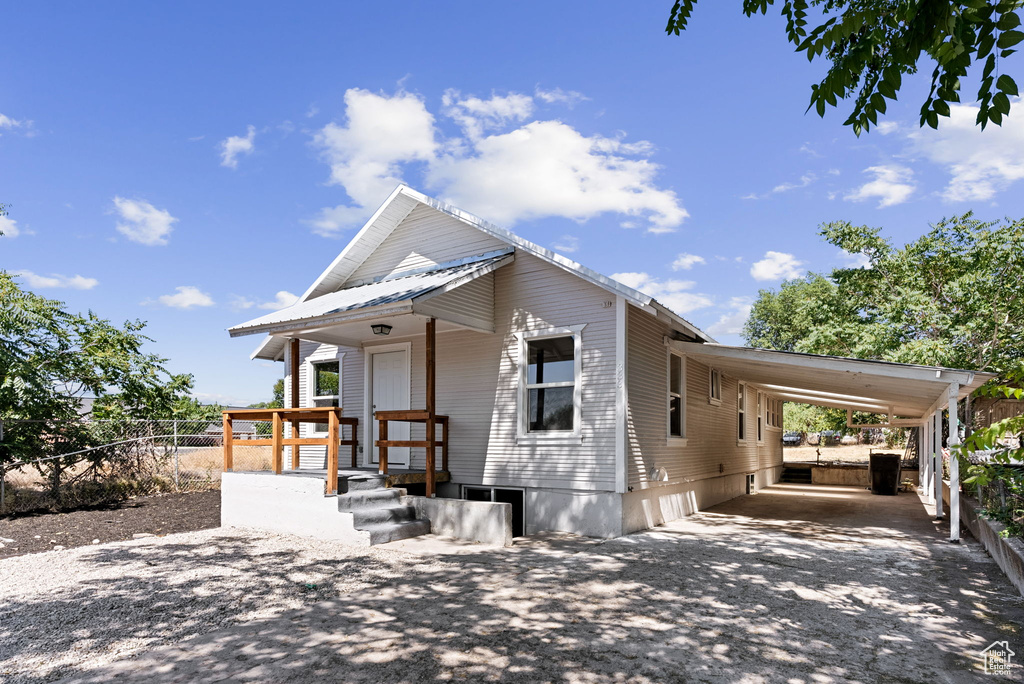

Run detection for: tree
[[666, 1, 1023, 134], [745, 213, 1024, 375], [0, 271, 194, 465], [247, 379, 284, 409]]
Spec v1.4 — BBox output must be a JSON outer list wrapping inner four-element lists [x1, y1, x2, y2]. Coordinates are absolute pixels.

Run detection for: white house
[[223, 185, 990, 544]]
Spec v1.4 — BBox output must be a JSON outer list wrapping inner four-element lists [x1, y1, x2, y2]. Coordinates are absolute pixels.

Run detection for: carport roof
[[672, 341, 995, 422]]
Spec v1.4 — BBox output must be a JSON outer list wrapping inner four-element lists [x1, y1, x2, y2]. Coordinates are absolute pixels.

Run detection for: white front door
[[370, 349, 410, 467]]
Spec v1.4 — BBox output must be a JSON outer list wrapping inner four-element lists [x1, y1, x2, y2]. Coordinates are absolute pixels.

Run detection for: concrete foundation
[[222, 472, 370, 546], [402, 495, 512, 547], [621, 465, 783, 535]]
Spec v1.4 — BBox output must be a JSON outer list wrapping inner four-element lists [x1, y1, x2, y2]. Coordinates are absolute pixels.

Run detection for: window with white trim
[[757, 391, 764, 442], [668, 352, 686, 438], [517, 328, 583, 438], [306, 352, 342, 434], [709, 368, 722, 405], [737, 382, 747, 442]]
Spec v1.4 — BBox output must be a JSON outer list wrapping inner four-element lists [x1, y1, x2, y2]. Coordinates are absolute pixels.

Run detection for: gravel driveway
[[2, 485, 1022, 683]]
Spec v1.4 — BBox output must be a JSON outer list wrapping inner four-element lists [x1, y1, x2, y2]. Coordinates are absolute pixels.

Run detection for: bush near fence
[[0, 419, 274, 515]]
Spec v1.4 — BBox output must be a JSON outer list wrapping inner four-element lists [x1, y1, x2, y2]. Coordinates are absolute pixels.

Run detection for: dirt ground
[[784, 443, 906, 463], [2, 484, 1022, 683], [0, 492, 220, 559]]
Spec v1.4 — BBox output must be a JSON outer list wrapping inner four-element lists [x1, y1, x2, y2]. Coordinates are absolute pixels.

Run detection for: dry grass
[[783, 443, 905, 463]]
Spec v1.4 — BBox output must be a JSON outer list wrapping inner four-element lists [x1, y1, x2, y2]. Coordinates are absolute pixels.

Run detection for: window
[[766, 397, 783, 429], [757, 391, 764, 442], [709, 368, 722, 405], [668, 352, 686, 438], [517, 326, 583, 441], [463, 486, 525, 537], [306, 350, 343, 433], [737, 382, 747, 442]]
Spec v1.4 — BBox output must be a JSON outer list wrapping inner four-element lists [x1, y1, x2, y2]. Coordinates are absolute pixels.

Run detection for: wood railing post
[[350, 421, 358, 468], [378, 417, 389, 475], [272, 411, 283, 474], [222, 413, 234, 472], [425, 317, 437, 497], [326, 409, 339, 495]]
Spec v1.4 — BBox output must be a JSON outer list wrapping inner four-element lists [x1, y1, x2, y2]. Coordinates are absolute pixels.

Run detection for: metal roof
[[673, 341, 995, 421], [229, 252, 512, 338], [251, 185, 714, 360]]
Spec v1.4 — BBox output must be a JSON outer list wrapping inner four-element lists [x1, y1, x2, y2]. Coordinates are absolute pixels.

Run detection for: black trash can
[[869, 453, 901, 495]]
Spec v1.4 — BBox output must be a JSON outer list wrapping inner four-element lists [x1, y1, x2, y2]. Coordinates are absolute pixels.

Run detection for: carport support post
[[948, 382, 960, 543], [920, 422, 930, 500], [933, 412, 943, 519]]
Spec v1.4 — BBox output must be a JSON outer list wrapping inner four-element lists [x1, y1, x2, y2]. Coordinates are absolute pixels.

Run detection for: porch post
[[222, 412, 233, 472], [272, 410, 283, 474], [290, 338, 301, 470], [327, 409, 339, 496], [425, 317, 437, 498], [933, 411, 944, 518], [920, 423, 931, 501], [948, 382, 961, 542]]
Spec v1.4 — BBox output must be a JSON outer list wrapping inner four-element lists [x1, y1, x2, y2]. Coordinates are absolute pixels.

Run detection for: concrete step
[[336, 488, 403, 511], [365, 519, 431, 545], [352, 505, 417, 527], [342, 474, 387, 493]]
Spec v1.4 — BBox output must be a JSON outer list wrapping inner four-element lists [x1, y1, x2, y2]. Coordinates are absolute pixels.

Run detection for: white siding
[[414, 271, 495, 332], [625, 305, 782, 488], [344, 205, 506, 286]]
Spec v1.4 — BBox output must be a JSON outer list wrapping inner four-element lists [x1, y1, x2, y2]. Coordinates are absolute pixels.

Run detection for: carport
[[675, 342, 995, 542]]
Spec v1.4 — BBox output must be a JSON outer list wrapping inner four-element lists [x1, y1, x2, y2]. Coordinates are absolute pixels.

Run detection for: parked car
[[782, 431, 802, 447]]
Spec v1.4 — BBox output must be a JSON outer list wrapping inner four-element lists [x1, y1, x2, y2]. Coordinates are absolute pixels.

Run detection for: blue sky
[[3, 2, 1023, 405]]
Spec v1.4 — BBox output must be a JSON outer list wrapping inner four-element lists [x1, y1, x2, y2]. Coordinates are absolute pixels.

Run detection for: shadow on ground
[[1, 485, 1022, 683]]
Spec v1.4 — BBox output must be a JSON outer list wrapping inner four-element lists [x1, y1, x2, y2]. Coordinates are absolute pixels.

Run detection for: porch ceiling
[[672, 341, 994, 422], [229, 250, 512, 345]]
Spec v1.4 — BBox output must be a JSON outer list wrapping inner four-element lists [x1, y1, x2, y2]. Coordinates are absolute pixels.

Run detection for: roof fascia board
[[672, 340, 978, 385], [231, 303, 415, 338]]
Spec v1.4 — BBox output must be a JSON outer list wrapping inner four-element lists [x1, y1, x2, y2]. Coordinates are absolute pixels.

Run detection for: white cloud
[[112, 197, 178, 246], [611, 271, 713, 314], [0, 215, 20, 238], [534, 87, 588, 107], [228, 295, 255, 311], [311, 89, 438, 236], [671, 253, 706, 270], [14, 270, 98, 290], [908, 101, 1024, 201], [154, 286, 215, 309], [771, 173, 816, 194], [0, 113, 34, 135], [429, 120, 687, 233], [876, 121, 900, 135], [219, 125, 256, 169], [258, 290, 299, 310], [306, 104, 320, 118], [552, 235, 580, 253], [311, 88, 688, 236], [750, 251, 804, 281], [844, 165, 915, 208], [442, 90, 534, 139], [706, 297, 753, 337]]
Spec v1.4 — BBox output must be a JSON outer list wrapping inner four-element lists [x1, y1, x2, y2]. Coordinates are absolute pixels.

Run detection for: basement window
[[464, 486, 525, 537]]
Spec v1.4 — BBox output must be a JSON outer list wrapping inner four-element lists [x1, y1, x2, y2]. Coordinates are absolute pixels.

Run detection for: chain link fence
[[1, 418, 275, 515]]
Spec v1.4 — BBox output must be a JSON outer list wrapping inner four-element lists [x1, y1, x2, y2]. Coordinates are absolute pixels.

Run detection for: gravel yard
[[2, 485, 1023, 683]]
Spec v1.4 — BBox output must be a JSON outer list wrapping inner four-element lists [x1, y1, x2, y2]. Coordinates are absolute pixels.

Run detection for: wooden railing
[[222, 407, 358, 495], [375, 410, 448, 496]]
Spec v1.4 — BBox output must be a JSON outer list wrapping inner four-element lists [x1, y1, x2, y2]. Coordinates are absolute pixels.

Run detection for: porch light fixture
[[371, 324, 393, 336]]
